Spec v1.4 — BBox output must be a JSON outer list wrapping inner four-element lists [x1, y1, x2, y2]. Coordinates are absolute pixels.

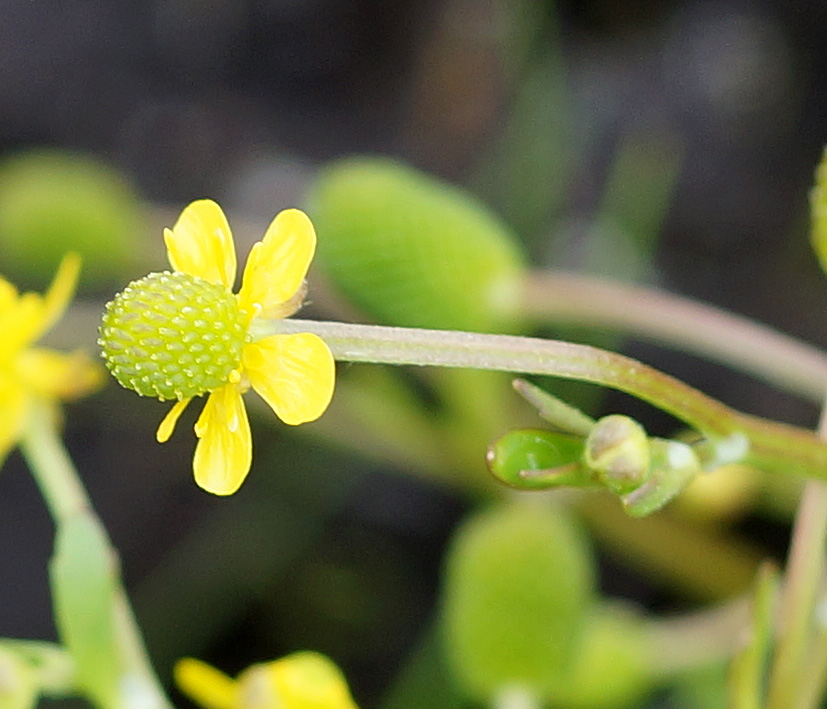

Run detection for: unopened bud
[[584, 415, 651, 495]]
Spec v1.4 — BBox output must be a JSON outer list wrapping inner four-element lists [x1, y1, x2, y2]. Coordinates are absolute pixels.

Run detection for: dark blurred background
[[1, 1, 826, 706]]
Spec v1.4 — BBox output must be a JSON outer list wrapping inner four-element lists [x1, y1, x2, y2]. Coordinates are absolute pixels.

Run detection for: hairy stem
[[766, 406, 827, 709], [263, 319, 827, 481], [523, 271, 827, 402]]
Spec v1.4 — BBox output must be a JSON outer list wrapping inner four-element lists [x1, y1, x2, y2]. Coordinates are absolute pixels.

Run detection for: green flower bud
[[487, 429, 591, 490], [0, 149, 142, 289], [811, 145, 827, 276], [584, 415, 651, 495], [99, 271, 247, 400], [442, 502, 595, 700], [621, 439, 701, 517], [547, 605, 652, 709], [309, 158, 527, 332]]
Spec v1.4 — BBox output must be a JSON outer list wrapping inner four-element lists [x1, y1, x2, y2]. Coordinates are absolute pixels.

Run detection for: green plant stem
[[264, 319, 827, 481], [766, 406, 827, 709], [19, 399, 174, 709], [523, 271, 827, 402]]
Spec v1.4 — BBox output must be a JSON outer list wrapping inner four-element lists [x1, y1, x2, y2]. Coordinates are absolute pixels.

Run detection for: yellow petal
[[237, 209, 316, 319], [17, 348, 104, 401], [0, 276, 18, 311], [38, 253, 81, 339], [192, 384, 252, 495], [243, 334, 335, 426], [174, 658, 238, 709], [0, 376, 28, 468], [156, 398, 192, 443], [239, 652, 359, 709], [164, 200, 237, 287]]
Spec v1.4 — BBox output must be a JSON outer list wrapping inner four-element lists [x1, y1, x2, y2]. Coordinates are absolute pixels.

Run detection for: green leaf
[[49, 514, 120, 709]]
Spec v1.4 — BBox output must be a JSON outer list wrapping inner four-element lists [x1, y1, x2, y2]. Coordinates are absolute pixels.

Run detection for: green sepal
[[620, 439, 701, 517], [512, 379, 596, 436], [309, 157, 527, 333], [49, 514, 121, 709], [487, 428, 592, 490]]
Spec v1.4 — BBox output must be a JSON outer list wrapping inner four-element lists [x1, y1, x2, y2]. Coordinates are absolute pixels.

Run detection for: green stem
[[766, 406, 827, 709], [19, 399, 174, 709], [263, 319, 827, 481], [523, 271, 827, 402]]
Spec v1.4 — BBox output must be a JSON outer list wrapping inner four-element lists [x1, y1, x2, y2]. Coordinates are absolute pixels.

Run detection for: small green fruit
[[442, 501, 595, 700], [0, 149, 142, 289], [309, 158, 527, 332]]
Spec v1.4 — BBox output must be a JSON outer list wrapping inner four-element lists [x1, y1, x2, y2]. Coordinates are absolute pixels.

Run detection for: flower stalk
[[19, 399, 173, 709], [261, 318, 827, 482]]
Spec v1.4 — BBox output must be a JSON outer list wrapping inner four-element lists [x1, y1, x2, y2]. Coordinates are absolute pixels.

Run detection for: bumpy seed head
[[99, 271, 247, 400]]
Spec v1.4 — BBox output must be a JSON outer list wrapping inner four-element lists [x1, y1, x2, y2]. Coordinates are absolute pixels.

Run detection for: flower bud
[[811, 145, 827, 275], [584, 415, 650, 495], [442, 501, 595, 700], [309, 158, 526, 332], [487, 429, 591, 490], [621, 439, 701, 517]]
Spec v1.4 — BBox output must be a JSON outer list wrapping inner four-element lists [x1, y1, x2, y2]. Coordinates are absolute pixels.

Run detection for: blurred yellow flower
[[175, 652, 359, 709], [100, 200, 335, 495], [0, 254, 103, 467]]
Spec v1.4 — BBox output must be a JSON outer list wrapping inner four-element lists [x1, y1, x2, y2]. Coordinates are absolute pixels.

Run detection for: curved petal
[[0, 376, 28, 468], [240, 653, 358, 709], [164, 200, 236, 287], [244, 334, 335, 426], [156, 398, 192, 443], [38, 253, 81, 339], [237, 209, 316, 319], [17, 348, 104, 401], [174, 658, 238, 709], [192, 384, 251, 495]]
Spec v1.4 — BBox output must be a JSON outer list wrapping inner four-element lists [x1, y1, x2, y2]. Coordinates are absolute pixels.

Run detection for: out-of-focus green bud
[[487, 429, 592, 490], [50, 515, 120, 709], [811, 145, 827, 275], [0, 149, 142, 289], [547, 605, 653, 709], [309, 158, 527, 332], [0, 647, 38, 709], [442, 501, 596, 701], [621, 439, 701, 518], [584, 415, 651, 495]]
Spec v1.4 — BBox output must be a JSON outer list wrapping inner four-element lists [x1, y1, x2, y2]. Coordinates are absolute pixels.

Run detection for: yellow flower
[[174, 652, 359, 709], [0, 255, 103, 467], [100, 200, 335, 495]]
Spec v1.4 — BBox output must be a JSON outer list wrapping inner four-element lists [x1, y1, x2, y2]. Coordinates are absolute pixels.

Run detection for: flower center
[[99, 271, 247, 400]]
